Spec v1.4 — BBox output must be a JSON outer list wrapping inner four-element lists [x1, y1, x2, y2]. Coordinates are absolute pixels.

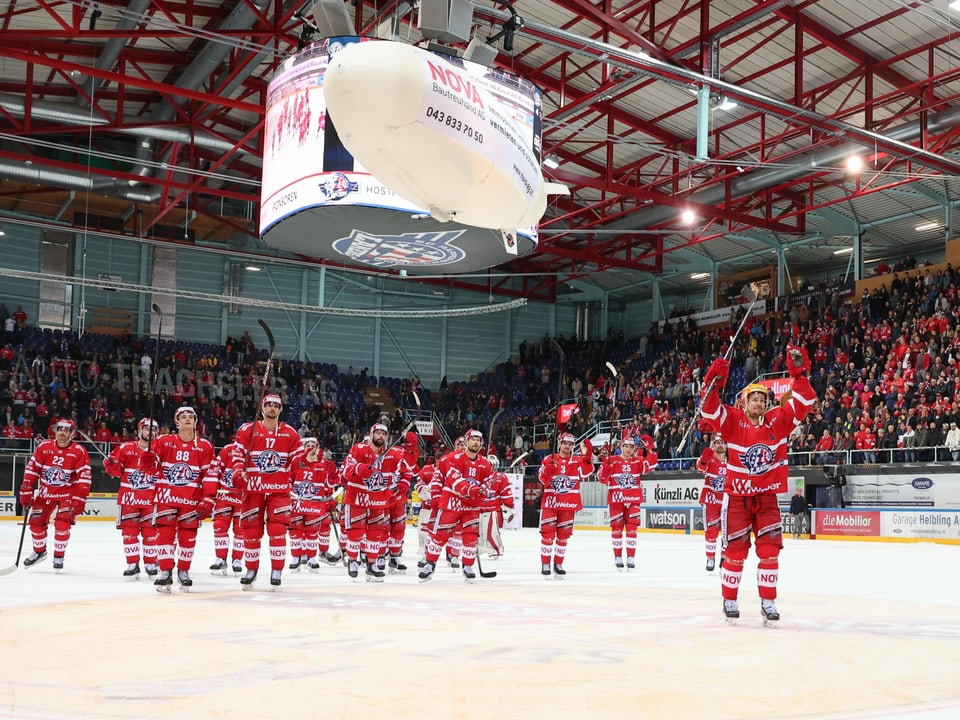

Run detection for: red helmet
[[370, 422, 388, 435], [302, 436, 319, 447], [465, 429, 483, 442], [53, 418, 76, 436], [559, 432, 576, 444], [621, 436, 637, 446], [137, 418, 159, 431]]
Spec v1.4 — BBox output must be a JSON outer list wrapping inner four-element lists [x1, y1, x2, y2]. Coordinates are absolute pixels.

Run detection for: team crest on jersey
[[256, 449, 283, 473], [364, 470, 388, 491], [741, 444, 775, 475], [710, 469, 726, 494], [295, 481, 317, 498], [41, 466, 69, 487], [550, 474, 575, 493], [222, 468, 236, 490], [165, 462, 195, 486], [129, 470, 153, 491], [614, 472, 637, 489]]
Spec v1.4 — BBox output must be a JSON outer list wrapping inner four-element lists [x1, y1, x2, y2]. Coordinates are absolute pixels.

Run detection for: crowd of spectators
[[3, 263, 960, 471]]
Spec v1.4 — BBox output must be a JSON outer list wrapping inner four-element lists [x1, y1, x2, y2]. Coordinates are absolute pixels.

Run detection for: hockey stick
[[0, 512, 30, 576], [476, 555, 497, 578], [676, 286, 759, 453], [605, 360, 619, 411], [242, 319, 277, 459], [508, 450, 531, 468], [73, 426, 111, 461], [146, 302, 163, 450], [372, 390, 421, 468]]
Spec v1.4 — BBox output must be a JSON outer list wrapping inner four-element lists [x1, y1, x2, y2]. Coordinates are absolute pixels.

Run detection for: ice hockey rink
[[0, 521, 957, 720]]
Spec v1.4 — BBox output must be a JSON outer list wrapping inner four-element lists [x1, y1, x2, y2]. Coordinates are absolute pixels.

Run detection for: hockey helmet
[[465, 429, 484, 442], [174, 406, 197, 423], [741, 383, 770, 404], [301, 436, 319, 447], [53, 418, 76, 436], [370, 422, 389, 435], [558, 432, 576, 444], [137, 418, 159, 431], [262, 393, 283, 408], [621, 435, 637, 446]]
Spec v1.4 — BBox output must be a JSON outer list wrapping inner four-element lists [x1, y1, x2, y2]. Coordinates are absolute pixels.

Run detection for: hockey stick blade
[[508, 450, 531, 468], [257, 318, 276, 354], [476, 557, 497, 579], [0, 563, 18, 576], [605, 361, 617, 378]]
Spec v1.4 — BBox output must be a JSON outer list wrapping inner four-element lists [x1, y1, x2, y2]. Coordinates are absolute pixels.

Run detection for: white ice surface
[[0, 520, 957, 720]]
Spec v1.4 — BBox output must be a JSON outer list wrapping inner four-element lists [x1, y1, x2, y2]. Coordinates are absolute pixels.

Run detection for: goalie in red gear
[[537, 432, 594, 577], [20, 418, 91, 571], [104, 417, 160, 579], [696, 435, 727, 573], [477, 454, 516, 558], [597, 433, 657, 571], [701, 345, 815, 624]]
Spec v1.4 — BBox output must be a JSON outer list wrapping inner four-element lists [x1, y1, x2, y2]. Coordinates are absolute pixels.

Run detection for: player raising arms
[[139, 407, 217, 592], [20, 418, 91, 572], [696, 434, 727, 573], [231, 393, 303, 590], [596, 433, 657, 571], [701, 346, 816, 625], [103, 418, 160, 579], [538, 432, 593, 578], [418, 429, 493, 583]]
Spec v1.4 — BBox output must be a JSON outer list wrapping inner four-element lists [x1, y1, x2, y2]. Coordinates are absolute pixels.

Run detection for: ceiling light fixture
[[690, 272, 709, 279], [846, 155, 863, 172], [681, 209, 696, 224], [915, 222, 940, 232], [245, 264, 261, 271], [833, 248, 853, 255], [543, 155, 560, 169]]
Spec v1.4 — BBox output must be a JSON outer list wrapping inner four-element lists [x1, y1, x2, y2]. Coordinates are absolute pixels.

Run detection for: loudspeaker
[[463, 37, 498, 67], [309, 0, 353, 38], [418, 0, 472, 43]]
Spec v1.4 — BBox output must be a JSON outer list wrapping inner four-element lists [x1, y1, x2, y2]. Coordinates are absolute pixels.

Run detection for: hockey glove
[[18, 489, 33, 510], [503, 507, 516, 524], [786, 345, 811, 378], [139, 450, 160, 475], [465, 483, 485, 503], [196, 496, 216, 521], [103, 457, 123, 478], [703, 358, 730, 390], [640, 434, 655, 451], [403, 431, 419, 454]]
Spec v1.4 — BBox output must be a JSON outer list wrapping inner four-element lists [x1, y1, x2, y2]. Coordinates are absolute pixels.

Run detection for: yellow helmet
[[741, 383, 770, 404]]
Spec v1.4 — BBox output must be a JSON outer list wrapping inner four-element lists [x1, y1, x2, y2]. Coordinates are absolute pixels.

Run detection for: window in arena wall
[[39, 231, 72, 330]]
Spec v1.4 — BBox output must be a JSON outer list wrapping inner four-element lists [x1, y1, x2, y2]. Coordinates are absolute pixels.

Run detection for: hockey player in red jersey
[[433, 436, 465, 568], [231, 393, 303, 590], [596, 433, 657, 571], [701, 345, 816, 624], [418, 429, 493, 583], [477, 454, 516, 559], [208, 440, 245, 575], [537, 432, 593, 577], [103, 417, 160, 579], [289, 437, 342, 571], [696, 435, 727, 573], [139, 406, 216, 592], [341, 423, 419, 581], [20, 418, 91, 571], [384, 435, 418, 574]]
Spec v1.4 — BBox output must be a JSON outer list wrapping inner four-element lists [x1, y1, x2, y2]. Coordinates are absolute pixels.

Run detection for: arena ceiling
[[3, 0, 960, 305]]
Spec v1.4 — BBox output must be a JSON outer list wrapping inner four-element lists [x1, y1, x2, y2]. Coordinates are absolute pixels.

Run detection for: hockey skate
[[376, 556, 387, 572], [418, 561, 435, 583], [122, 563, 141, 580], [365, 563, 385, 583], [240, 569, 258, 590], [388, 556, 407, 574], [209, 558, 228, 576], [462, 565, 476, 583], [23, 550, 47, 568], [552, 563, 566, 578], [288, 557, 303, 572], [705, 557, 716, 572], [144, 563, 159, 577], [231, 559, 243, 574], [154, 570, 173, 593], [308, 559, 321, 572], [52, 557, 64, 573], [446, 550, 460, 569], [321, 550, 342, 567], [723, 599, 740, 624], [625, 557, 635, 571], [177, 570, 193, 592], [614, 556, 624, 572], [270, 569, 282, 590], [347, 559, 360, 580], [761, 599, 780, 627], [541, 563, 552, 577]]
